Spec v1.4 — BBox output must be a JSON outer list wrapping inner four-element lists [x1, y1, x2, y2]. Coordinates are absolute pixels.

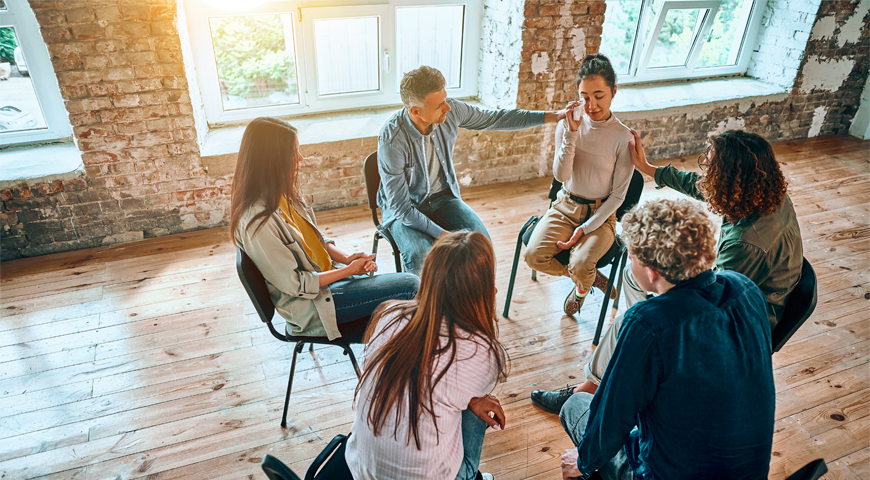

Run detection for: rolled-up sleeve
[[378, 131, 444, 238], [655, 165, 705, 201], [244, 218, 321, 300], [453, 99, 545, 131]]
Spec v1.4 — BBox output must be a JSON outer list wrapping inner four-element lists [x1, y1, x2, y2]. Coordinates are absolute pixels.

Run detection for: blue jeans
[[559, 393, 636, 480], [388, 190, 490, 275], [329, 273, 419, 324], [455, 409, 488, 480]]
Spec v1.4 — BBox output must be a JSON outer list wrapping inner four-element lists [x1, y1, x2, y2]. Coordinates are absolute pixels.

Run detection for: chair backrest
[[772, 258, 818, 353], [784, 459, 827, 480], [236, 247, 281, 323], [546, 170, 644, 222], [363, 151, 382, 228], [261, 454, 302, 480], [304, 434, 353, 480]]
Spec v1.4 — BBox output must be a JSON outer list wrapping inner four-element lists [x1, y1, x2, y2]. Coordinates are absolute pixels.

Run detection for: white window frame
[[0, 0, 72, 146], [183, 0, 481, 125], [617, 0, 768, 85]]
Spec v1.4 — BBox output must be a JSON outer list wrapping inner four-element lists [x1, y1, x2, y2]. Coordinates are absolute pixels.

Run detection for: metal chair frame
[[772, 258, 818, 353], [363, 151, 403, 273], [235, 249, 363, 428], [503, 172, 644, 346]]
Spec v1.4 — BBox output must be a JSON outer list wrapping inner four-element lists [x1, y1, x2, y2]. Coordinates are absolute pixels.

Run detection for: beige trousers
[[524, 190, 616, 292]]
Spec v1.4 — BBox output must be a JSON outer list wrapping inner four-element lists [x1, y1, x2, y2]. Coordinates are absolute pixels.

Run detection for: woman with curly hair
[[530, 129, 802, 416]]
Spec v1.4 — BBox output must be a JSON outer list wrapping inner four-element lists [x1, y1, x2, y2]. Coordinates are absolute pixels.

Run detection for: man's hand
[[468, 394, 506, 431], [561, 448, 583, 479], [629, 129, 657, 178], [556, 226, 584, 250]]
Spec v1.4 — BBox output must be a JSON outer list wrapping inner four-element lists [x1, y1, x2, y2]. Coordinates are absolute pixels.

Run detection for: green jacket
[[655, 166, 803, 328]]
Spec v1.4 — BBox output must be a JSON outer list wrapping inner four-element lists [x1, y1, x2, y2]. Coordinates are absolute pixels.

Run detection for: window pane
[[209, 14, 299, 111], [396, 5, 464, 88], [600, 0, 642, 75], [314, 16, 380, 96], [0, 1, 7, 10], [0, 27, 47, 134], [696, 0, 753, 67], [648, 8, 705, 68]]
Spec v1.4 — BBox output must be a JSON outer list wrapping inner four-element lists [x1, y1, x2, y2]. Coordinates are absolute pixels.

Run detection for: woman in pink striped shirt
[[346, 231, 508, 480]]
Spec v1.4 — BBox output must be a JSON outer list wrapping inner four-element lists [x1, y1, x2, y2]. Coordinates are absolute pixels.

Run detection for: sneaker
[[480, 473, 494, 480], [563, 287, 586, 316], [530, 384, 575, 414], [593, 270, 617, 299]]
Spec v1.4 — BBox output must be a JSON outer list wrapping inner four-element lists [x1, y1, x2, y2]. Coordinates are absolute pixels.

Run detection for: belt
[[562, 189, 607, 205]]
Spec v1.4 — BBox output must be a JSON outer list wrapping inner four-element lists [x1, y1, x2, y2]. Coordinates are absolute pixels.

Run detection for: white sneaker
[[481, 474, 494, 480]]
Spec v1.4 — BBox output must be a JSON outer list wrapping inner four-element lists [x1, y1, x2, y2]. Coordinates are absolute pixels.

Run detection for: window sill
[[0, 142, 85, 189], [199, 98, 480, 177], [611, 77, 789, 119]]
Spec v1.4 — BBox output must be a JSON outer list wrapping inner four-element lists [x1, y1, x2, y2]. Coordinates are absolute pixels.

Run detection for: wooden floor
[[0, 135, 867, 480]]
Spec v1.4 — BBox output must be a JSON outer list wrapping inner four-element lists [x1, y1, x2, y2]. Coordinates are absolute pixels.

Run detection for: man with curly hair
[[531, 129, 802, 415], [558, 199, 775, 480]]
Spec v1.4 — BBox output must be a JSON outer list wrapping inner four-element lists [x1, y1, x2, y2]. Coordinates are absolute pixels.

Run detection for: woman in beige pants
[[524, 53, 634, 316]]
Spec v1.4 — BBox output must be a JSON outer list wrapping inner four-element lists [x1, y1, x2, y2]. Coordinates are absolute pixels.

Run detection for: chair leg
[[343, 345, 362, 379], [282, 341, 306, 428], [531, 270, 537, 281], [502, 232, 526, 318], [370, 233, 380, 277], [611, 251, 628, 313], [593, 257, 622, 346]]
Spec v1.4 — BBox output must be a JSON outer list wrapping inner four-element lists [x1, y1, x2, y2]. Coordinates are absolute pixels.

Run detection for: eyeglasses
[[697, 147, 712, 170]]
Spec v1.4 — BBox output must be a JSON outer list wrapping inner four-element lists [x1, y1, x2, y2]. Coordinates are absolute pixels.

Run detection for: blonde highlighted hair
[[621, 199, 717, 284]]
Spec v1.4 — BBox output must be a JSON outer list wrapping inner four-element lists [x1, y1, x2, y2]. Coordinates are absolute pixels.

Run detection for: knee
[[559, 392, 594, 442], [523, 243, 546, 268], [398, 273, 420, 298]]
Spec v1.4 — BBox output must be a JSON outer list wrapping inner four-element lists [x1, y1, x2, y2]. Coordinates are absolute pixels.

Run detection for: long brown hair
[[697, 130, 787, 223], [356, 231, 508, 449], [229, 117, 306, 244]]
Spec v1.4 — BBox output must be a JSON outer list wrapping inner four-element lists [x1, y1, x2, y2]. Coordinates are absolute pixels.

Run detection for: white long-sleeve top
[[553, 114, 634, 233], [346, 310, 501, 480]]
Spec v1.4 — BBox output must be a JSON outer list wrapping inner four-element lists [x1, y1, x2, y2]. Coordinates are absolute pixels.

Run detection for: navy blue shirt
[[577, 270, 775, 480]]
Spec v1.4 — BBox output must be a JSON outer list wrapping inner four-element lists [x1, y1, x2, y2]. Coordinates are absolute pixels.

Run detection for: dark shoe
[[563, 287, 586, 316], [531, 384, 575, 414], [593, 270, 617, 299]]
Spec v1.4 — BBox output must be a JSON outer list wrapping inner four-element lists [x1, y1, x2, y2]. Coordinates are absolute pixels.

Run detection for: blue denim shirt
[[577, 270, 775, 480], [376, 99, 545, 238]]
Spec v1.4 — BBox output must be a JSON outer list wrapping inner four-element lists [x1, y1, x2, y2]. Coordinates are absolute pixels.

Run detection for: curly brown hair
[[622, 199, 718, 284], [697, 130, 787, 223]]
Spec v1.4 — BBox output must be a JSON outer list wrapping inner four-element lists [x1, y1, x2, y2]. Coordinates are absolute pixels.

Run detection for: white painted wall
[[477, 0, 524, 109], [849, 74, 870, 139], [747, 0, 822, 87]]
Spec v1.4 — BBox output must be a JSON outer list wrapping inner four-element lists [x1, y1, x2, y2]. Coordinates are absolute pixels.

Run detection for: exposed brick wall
[[2, 0, 231, 260], [1, 0, 867, 260]]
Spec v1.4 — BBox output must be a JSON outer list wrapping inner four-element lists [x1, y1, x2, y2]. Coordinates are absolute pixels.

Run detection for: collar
[[668, 269, 717, 292], [400, 108, 439, 140]]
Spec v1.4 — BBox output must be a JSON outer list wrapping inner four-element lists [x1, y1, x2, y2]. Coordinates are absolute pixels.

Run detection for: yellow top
[[279, 197, 334, 272]]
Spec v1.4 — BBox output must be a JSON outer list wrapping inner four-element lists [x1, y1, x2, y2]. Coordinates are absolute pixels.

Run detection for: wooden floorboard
[[0, 134, 867, 479]]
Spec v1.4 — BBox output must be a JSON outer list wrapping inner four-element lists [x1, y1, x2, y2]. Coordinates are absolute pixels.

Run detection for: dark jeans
[[387, 191, 490, 275], [560, 393, 636, 480], [329, 272, 419, 324]]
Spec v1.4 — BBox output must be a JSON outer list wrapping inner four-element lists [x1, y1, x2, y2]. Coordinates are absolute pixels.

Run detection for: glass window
[[396, 5, 464, 87], [313, 16, 380, 95], [648, 8, 705, 68], [0, 27, 48, 135], [208, 14, 300, 110], [599, 1, 643, 75], [696, 0, 753, 67]]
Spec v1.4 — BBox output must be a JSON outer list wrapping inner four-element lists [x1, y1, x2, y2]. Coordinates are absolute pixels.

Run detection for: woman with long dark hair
[[524, 53, 635, 318], [231, 117, 419, 339], [346, 231, 508, 480]]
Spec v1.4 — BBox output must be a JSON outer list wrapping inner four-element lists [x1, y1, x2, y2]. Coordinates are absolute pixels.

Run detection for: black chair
[[785, 459, 828, 480], [235, 249, 365, 428], [364, 151, 403, 273], [261, 434, 353, 480], [503, 171, 645, 346], [772, 258, 818, 353]]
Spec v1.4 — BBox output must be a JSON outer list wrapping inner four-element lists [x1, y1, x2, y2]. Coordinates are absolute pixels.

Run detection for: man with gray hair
[[377, 65, 568, 274]]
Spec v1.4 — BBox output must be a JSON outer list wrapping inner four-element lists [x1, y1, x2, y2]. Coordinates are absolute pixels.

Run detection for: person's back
[[613, 270, 774, 479], [558, 199, 775, 480]]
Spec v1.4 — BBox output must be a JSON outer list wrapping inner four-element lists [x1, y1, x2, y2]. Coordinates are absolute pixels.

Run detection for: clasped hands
[[341, 252, 378, 275]]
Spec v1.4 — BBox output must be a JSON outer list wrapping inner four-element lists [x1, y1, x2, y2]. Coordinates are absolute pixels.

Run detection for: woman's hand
[[347, 255, 378, 276], [561, 448, 583, 479], [629, 129, 657, 178], [565, 100, 584, 132], [556, 226, 584, 250], [468, 394, 506, 431], [343, 252, 372, 265]]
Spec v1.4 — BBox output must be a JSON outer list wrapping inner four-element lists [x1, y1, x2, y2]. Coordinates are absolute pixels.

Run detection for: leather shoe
[[531, 384, 575, 414]]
